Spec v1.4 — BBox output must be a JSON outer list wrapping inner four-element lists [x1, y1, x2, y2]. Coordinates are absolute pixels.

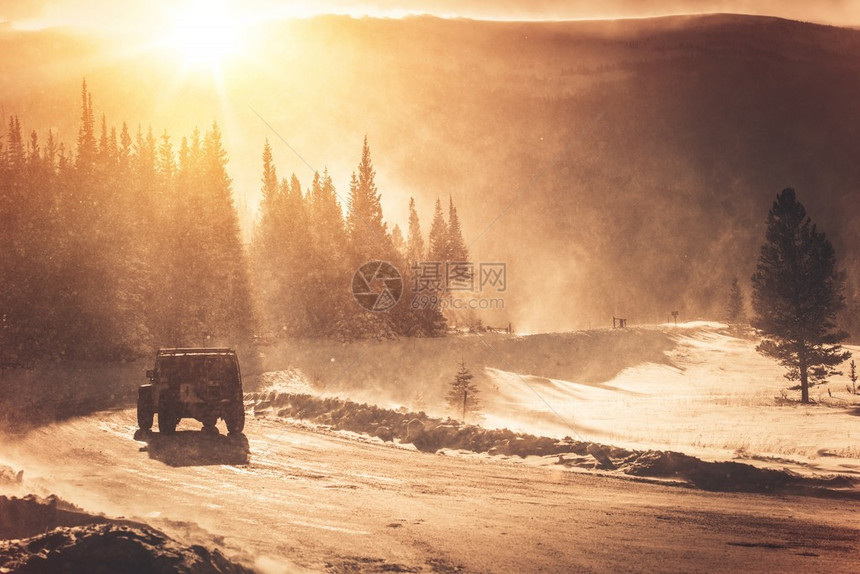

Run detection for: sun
[[165, 1, 242, 69]]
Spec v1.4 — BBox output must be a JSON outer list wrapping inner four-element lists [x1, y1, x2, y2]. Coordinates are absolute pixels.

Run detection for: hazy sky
[[2, 0, 860, 29]]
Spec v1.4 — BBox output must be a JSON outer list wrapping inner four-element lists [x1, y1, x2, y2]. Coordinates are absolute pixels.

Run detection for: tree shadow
[[137, 430, 250, 467]]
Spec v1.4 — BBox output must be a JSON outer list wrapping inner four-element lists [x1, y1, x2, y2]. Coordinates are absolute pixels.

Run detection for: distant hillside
[[1, 14, 858, 334]]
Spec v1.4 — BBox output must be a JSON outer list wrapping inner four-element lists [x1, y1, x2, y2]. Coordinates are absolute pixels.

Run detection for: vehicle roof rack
[[156, 347, 236, 356]]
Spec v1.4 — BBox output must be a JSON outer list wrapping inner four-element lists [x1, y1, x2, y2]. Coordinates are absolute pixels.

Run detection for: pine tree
[[6, 116, 24, 176], [26, 130, 40, 177], [406, 197, 448, 336], [282, 172, 311, 334], [97, 115, 111, 165], [341, 138, 397, 339], [132, 126, 170, 347], [391, 224, 405, 256], [108, 126, 118, 165], [251, 140, 282, 335], [447, 196, 469, 263], [76, 79, 96, 172], [156, 130, 175, 183], [92, 113, 152, 359], [346, 136, 389, 263], [312, 168, 347, 252], [261, 140, 278, 201], [399, 197, 446, 337], [118, 122, 132, 172], [58, 88, 129, 359], [252, 150, 354, 338], [305, 168, 350, 337], [0, 115, 33, 365], [445, 195, 472, 300], [57, 142, 68, 173], [428, 197, 448, 262], [170, 127, 206, 344], [199, 122, 255, 342], [726, 276, 744, 324], [162, 123, 256, 345], [406, 197, 425, 264], [446, 360, 481, 422], [43, 130, 57, 173], [751, 188, 851, 403], [26, 126, 62, 360], [849, 360, 857, 395]]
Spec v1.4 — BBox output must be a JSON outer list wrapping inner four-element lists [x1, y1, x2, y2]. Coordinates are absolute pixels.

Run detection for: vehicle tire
[[158, 407, 178, 435], [137, 386, 154, 431], [224, 400, 245, 435]]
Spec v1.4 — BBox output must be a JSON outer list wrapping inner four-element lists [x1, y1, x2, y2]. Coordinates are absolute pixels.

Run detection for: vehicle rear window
[[158, 355, 239, 383]]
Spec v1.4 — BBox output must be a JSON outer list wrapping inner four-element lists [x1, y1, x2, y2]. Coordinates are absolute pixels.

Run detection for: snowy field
[[479, 322, 860, 477], [255, 322, 860, 480]]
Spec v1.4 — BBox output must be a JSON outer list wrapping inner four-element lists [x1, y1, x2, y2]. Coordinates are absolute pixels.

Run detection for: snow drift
[[0, 495, 252, 573], [249, 391, 858, 497]]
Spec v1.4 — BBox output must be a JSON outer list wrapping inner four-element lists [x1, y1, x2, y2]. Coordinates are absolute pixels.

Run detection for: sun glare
[[165, 1, 242, 69]]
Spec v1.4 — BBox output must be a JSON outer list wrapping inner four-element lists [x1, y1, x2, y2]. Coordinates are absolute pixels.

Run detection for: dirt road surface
[[3, 410, 858, 573]]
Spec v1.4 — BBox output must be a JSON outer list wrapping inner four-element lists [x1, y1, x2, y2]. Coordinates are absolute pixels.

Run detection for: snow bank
[[248, 391, 858, 497], [247, 390, 591, 457], [0, 495, 252, 573]]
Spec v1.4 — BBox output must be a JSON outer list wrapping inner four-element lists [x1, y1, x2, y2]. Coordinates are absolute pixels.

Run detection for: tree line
[[0, 83, 472, 365], [0, 81, 254, 363], [250, 135, 470, 340]]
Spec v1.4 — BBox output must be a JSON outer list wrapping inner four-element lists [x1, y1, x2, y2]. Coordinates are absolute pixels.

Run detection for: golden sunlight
[[164, 0, 242, 68]]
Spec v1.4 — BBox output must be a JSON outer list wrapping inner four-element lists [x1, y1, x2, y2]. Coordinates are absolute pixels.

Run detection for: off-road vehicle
[[137, 348, 245, 435]]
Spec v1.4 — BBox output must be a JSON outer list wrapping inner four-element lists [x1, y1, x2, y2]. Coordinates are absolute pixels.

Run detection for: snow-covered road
[[2, 409, 858, 572]]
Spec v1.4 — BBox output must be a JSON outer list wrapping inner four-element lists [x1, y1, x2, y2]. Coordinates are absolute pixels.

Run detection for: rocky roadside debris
[[248, 391, 858, 497], [0, 495, 252, 573]]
